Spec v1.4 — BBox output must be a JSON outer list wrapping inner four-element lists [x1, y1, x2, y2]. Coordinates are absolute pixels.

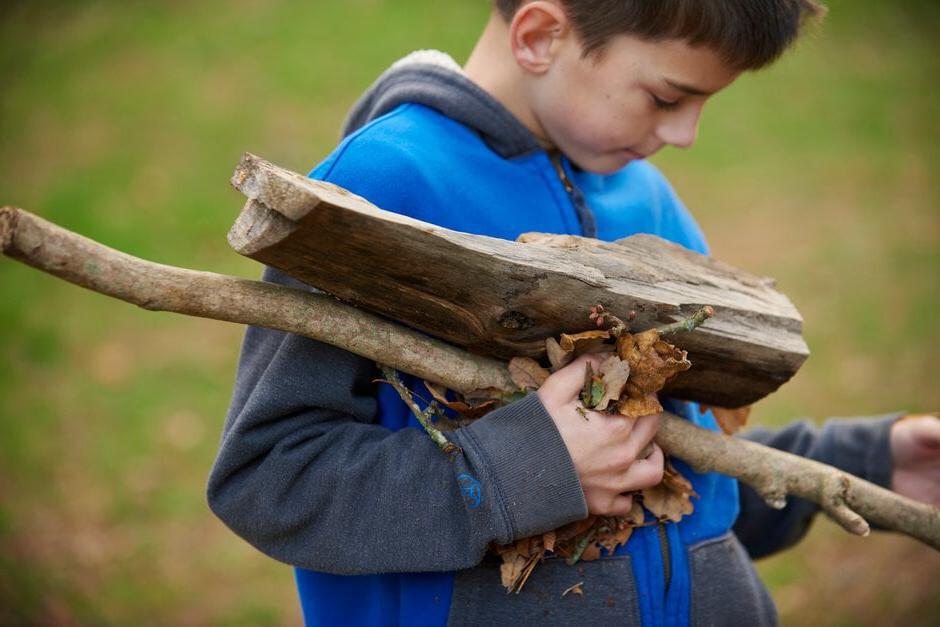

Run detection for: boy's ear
[[509, 1, 571, 74]]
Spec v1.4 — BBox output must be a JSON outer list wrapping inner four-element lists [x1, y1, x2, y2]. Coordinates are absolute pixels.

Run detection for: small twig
[[657, 306, 715, 336], [510, 553, 542, 594], [379, 366, 462, 457], [561, 581, 585, 597]]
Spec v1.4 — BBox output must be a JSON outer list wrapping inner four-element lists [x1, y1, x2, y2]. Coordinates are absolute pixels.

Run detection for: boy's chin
[[577, 151, 643, 175]]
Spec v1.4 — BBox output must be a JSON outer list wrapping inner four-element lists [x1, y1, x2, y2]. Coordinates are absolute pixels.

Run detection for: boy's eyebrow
[[664, 78, 714, 97]]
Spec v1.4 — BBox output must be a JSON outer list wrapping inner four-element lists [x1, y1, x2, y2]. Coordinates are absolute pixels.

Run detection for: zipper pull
[[550, 152, 574, 193]]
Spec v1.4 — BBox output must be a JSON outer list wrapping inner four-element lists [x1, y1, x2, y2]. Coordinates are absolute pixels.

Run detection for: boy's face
[[526, 34, 741, 174]]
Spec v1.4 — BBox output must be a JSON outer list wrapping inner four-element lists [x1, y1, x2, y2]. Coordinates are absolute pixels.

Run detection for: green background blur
[[1, 0, 938, 624]]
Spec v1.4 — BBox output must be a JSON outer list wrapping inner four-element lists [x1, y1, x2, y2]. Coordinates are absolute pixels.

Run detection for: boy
[[208, 2, 940, 625]]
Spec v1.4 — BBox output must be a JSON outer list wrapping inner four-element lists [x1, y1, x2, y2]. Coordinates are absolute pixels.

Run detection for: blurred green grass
[[1, 0, 938, 624]]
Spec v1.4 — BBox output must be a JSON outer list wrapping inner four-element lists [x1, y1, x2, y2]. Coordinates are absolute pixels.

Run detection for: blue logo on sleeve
[[456, 473, 482, 510]]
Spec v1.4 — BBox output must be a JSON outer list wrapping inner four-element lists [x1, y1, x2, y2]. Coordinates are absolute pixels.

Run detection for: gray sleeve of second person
[[733, 414, 900, 559], [206, 268, 588, 575]]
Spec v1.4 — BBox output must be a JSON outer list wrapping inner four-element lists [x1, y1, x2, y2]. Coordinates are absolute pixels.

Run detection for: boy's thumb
[[547, 353, 608, 399]]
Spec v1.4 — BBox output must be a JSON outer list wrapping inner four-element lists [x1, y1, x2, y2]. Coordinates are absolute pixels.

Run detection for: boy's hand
[[538, 354, 664, 517], [890, 413, 940, 507]]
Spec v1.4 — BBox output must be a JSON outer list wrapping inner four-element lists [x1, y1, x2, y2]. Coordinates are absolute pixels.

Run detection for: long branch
[[0, 206, 510, 395], [2, 206, 938, 550]]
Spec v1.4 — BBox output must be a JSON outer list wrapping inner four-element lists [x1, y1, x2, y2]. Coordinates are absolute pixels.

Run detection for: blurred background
[[1, 0, 937, 624]]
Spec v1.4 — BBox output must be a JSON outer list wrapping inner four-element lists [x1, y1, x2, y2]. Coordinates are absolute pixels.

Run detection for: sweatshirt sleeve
[[733, 414, 900, 559], [206, 267, 587, 575]]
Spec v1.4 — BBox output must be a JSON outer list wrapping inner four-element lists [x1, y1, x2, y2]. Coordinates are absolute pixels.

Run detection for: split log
[[2, 205, 937, 550], [228, 154, 808, 409]]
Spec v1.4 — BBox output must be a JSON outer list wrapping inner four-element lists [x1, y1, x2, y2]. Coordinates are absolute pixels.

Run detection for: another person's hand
[[890, 413, 940, 507], [538, 354, 664, 516]]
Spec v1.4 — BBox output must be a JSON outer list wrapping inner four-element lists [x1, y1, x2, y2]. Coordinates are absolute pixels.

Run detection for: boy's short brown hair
[[494, 0, 825, 70]]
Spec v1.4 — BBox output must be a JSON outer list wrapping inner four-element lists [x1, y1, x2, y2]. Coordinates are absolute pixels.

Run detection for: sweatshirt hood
[[341, 50, 543, 159]]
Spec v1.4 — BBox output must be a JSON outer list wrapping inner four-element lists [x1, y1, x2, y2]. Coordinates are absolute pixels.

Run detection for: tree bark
[[228, 153, 809, 409], [2, 205, 937, 550]]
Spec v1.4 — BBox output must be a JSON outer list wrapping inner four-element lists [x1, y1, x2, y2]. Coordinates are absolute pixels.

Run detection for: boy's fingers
[[618, 444, 665, 491], [623, 413, 662, 459], [603, 494, 634, 517]]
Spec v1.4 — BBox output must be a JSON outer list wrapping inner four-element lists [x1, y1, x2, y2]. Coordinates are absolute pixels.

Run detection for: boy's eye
[[651, 94, 680, 111]]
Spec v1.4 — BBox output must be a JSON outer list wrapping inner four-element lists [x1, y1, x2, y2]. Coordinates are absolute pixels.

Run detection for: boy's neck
[[464, 11, 552, 150]]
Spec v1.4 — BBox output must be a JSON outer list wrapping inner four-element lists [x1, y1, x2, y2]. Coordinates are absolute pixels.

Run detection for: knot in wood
[[497, 310, 534, 330]]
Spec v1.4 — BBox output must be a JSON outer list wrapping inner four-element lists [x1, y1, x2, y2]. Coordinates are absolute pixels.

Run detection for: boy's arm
[[732, 415, 899, 558], [207, 267, 589, 574]]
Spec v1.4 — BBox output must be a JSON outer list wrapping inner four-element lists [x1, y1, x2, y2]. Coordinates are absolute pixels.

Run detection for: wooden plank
[[228, 153, 809, 408]]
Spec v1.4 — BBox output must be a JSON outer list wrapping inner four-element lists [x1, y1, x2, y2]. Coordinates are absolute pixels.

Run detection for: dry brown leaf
[[618, 395, 663, 419], [547, 330, 611, 372], [423, 381, 501, 421], [560, 329, 611, 354], [615, 330, 691, 418], [624, 499, 646, 527], [595, 354, 631, 411], [554, 516, 598, 545], [462, 387, 508, 405], [542, 530, 557, 553], [424, 381, 452, 405], [545, 337, 574, 371], [596, 501, 646, 554], [598, 526, 634, 555], [580, 543, 602, 561], [641, 461, 698, 523], [501, 552, 542, 593], [509, 357, 551, 391], [701, 404, 752, 435], [499, 549, 529, 592]]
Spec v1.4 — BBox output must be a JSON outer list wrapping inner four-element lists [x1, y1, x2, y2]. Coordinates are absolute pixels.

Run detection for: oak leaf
[[546, 330, 611, 372], [542, 530, 557, 554], [423, 382, 501, 421], [560, 329, 611, 354], [615, 330, 691, 418], [545, 337, 574, 371], [641, 461, 698, 523], [594, 354, 631, 411], [509, 357, 551, 391], [701, 404, 752, 435], [597, 501, 645, 554]]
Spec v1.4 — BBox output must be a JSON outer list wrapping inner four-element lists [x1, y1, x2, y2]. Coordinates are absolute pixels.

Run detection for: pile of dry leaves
[[409, 305, 750, 593]]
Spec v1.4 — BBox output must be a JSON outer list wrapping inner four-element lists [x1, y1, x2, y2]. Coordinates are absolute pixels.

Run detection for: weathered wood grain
[[228, 153, 809, 408]]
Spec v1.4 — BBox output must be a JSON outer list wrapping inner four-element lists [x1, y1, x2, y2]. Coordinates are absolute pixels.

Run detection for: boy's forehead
[[597, 34, 741, 93]]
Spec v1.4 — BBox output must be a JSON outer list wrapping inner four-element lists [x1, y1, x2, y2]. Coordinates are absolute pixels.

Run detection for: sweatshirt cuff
[[819, 413, 901, 489], [452, 393, 588, 542]]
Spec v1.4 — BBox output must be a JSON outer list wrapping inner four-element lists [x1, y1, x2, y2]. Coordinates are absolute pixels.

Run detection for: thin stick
[[379, 366, 461, 457], [655, 416, 939, 546], [2, 206, 937, 550], [657, 305, 715, 336]]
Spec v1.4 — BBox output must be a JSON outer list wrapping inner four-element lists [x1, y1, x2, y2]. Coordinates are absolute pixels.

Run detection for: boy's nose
[[656, 106, 702, 149]]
